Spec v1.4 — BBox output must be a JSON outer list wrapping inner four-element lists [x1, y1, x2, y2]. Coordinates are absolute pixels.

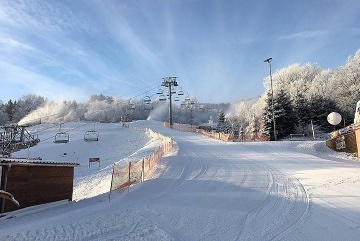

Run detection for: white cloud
[[0, 60, 87, 102], [278, 30, 330, 40]]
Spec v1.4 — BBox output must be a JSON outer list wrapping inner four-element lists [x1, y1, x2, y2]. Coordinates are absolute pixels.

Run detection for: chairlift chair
[[144, 102, 153, 111], [144, 96, 151, 103], [54, 132, 69, 143], [128, 103, 135, 110], [84, 130, 99, 142], [178, 89, 184, 96], [158, 94, 167, 101], [174, 96, 180, 102], [156, 88, 164, 95]]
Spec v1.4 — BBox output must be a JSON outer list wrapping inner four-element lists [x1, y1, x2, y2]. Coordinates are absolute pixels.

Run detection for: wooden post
[[141, 159, 144, 182], [311, 119, 316, 140], [108, 164, 115, 202], [128, 162, 131, 193]]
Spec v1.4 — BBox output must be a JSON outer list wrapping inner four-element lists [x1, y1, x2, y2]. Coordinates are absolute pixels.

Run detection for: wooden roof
[[0, 158, 80, 167]]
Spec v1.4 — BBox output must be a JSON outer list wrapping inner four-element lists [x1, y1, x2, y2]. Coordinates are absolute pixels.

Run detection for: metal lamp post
[[264, 57, 277, 141], [161, 77, 178, 128]]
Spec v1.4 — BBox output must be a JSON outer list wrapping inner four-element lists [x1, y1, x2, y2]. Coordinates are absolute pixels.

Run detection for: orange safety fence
[[110, 163, 132, 192], [165, 121, 270, 142], [109, 129, 174, 200]]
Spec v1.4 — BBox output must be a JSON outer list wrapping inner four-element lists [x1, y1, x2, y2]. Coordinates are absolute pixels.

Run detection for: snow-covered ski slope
[[1, 120, 360, 241]]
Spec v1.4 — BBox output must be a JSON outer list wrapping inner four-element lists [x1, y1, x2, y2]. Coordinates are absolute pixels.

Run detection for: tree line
[[224, 49, 360, 139], [0, 93, 229, 127]]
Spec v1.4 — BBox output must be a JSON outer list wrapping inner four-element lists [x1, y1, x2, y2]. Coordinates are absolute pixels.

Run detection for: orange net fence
[[109, 129, 174, 198]]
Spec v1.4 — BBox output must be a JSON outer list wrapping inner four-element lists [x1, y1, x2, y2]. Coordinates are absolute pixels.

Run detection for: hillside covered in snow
[[1, 120, 360, 241]]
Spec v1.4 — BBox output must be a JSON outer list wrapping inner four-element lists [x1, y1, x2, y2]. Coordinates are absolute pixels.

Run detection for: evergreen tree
[[309, 96, 339, 132], [262, 91, 275, 139], [274, 89, 297, 138], [0, 102, 9, 125], [216, 110, 226, 132], [5, 100, 16, 122], [293, 91, 311, 132], [262, 89, 297, 139], [248, 115, 258, 133], [216, 110, 231, 133]]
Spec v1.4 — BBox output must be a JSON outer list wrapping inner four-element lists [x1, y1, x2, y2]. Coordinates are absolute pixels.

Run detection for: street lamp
[[264, 57, 277, 141], [161, 77, 178, 128]]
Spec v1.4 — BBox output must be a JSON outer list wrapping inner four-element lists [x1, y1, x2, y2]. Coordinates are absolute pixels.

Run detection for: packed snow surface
[[1, 120, 360, 241]]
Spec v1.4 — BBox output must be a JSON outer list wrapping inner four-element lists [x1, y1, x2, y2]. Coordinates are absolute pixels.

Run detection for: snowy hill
[[11, 121, 161, 201], [1, 120, 360, 241]]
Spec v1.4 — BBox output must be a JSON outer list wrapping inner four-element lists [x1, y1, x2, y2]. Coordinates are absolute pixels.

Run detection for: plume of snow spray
[[147, 102, 168, 121]]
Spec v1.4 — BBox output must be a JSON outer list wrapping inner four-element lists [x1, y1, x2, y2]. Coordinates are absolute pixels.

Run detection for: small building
[[0, 158, 79, 213]]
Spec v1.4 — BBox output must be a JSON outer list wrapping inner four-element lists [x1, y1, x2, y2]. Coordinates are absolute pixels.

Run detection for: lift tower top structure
[[161, 77, 178, 128]]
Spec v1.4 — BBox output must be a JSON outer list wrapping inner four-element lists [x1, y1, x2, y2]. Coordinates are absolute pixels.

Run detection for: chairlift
[[185, 95, 191, 101], [178, 89, 184, 96], [144, 96, 151, 103], [144, 102, 153, 111], [158, 94, 167, 101], [180, 101, 186, 107], [156, 88, 164, 95], [128, 99, 136, 110], [84, 130, 99, 142], [128, 104, 135, 110], [171, 87, 176, 94], [54, 132, 69, 143], [54, 124, 69, 143], [174, 96, 180, 102]]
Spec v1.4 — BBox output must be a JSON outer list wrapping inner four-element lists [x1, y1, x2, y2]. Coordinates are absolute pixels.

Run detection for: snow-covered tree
[[216, 110, 231, 133], [0, 102, 9, 125], [5, 100, 16, 122], [274, 89, 297, 138], [327, 50, 360, 124], [293, 91, 311, 133], [261, 88, 296, 139], [308, 96, 339, 132], [261, 92, 276, 140]]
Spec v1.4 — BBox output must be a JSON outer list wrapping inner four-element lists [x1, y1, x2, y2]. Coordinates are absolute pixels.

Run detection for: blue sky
[[1, 0, 359, 104]]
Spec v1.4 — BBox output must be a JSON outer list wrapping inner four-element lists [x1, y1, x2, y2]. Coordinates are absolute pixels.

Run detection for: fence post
[[128, 162, 131, 192], [141, 158, 144, 182]]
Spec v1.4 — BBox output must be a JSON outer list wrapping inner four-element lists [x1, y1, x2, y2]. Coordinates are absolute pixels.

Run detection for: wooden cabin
[[0, 158, 79, 213]]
